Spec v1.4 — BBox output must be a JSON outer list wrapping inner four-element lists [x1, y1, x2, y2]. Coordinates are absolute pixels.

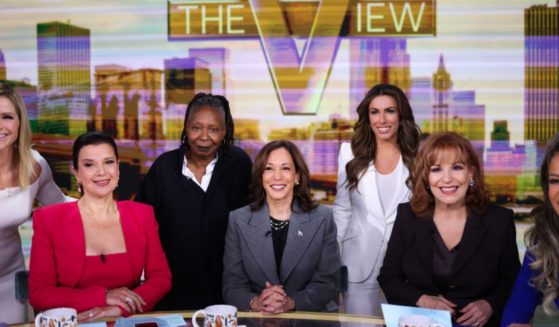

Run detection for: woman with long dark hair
[[502, 133, 559, 326], [136, 93, 252, 310], [333, 83, 420, 315]]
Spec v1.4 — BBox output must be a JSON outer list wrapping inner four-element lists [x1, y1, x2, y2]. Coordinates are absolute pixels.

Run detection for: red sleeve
[[131, 207, 172, 311], [28, 208, 107, 312]]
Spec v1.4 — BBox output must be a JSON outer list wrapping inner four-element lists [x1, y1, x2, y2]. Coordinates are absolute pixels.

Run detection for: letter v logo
[[247, 0, 350, 114]]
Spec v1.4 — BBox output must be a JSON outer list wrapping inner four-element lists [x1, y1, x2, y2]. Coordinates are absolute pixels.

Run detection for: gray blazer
[[222, 202, 341, 311]]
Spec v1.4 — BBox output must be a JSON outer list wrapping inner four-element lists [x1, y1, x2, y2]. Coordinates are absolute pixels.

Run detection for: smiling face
[[74, 143, 119, 199], [263, 147, 299, 204], [548, 153, 559, 216], [368, 95, 400, 144], [0, 96, 20, 154], [428, 150, 473, 209], [185, 106, 226, 161]]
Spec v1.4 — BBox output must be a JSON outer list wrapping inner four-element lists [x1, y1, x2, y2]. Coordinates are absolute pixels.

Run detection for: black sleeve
[[378, 204, 424, 306]]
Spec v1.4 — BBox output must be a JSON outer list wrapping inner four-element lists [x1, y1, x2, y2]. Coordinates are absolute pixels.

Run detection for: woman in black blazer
[[378, 132, 520, 327]]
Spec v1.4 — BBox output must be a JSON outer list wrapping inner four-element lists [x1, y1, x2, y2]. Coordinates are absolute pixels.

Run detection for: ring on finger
[[474, 322, 480, 326], [125, 296, 133, 304], [89, 312, 93, 318]]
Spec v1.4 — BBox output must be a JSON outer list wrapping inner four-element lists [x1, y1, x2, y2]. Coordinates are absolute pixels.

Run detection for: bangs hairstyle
[[250, 140, 317, 212], [410, 132, 489, 218], [180, 93, 234, 156], [525, 132, 559, 316], [0, 83, 35, 189]]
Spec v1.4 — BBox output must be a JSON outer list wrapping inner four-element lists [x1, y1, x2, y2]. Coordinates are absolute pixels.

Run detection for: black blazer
[[136, 145, 252, 310], [378, 203, 520, 327]]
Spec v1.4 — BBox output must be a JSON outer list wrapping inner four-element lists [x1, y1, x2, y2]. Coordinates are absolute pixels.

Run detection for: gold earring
[[77, 181, 82, 193]]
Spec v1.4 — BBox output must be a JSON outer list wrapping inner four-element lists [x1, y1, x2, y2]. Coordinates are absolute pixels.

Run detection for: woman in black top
[[378, 132, 520, 327], [223, 140, 340, 313], [136, 93, 252, 310]]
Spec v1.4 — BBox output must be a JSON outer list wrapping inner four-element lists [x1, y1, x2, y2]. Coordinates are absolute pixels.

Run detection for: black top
[[378, 203, 521, 327], [136, 145, 252, 310], [270, 216, 289, 275], [432, 227, 460, 290]]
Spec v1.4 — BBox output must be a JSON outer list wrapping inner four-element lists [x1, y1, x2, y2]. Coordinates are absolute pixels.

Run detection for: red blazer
[[29, 201, 172, 313]]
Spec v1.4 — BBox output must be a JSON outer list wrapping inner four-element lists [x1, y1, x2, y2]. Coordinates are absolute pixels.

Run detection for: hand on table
[[416, 294, 456, 315], [78, 306, 122, 322], [455, 300, 492, 327], [106, 287, 146, 314], [251, 282, 295, 314]]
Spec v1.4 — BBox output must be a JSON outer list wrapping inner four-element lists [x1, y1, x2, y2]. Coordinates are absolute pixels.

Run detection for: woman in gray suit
[[223, 140, 340, 313]]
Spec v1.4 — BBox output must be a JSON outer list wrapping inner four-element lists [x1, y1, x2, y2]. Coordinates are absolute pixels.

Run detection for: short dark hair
[[250, 140, 317, 212], [180, 93, 235, 155], [72, 131, 119, 170]]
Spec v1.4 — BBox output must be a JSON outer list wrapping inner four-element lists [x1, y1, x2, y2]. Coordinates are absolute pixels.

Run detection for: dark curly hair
[[409, 132, 489, 218], [180, 93, 235, 156], [525, 132, 559, 316], [345, 83, 420, 191], [250, 140, 317, 213]]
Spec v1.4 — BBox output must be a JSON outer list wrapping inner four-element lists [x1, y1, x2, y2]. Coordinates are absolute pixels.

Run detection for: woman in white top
[[0, 83, 68, 324], [334, 83, 421, 316]]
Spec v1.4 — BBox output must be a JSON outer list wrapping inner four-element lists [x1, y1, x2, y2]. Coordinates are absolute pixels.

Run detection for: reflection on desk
[[12, 311, 385, 327]]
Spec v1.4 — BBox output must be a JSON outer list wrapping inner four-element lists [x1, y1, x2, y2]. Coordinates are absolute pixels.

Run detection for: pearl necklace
[[270, 218, 289, 231]]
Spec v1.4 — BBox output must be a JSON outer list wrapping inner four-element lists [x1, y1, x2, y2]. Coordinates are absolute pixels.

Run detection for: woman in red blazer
[[29, 131, 171, 322]]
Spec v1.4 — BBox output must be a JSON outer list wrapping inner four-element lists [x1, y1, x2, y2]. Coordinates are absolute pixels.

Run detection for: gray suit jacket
[[222, 202, 341, 311]]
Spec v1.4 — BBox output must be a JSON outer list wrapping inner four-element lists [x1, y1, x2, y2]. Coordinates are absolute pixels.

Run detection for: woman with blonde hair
[[502, 133, 559, 326], [0, 83, 68, 323]]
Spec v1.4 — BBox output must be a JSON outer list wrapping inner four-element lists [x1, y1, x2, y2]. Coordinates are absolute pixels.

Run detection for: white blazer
[[333, 142, 411, 283]]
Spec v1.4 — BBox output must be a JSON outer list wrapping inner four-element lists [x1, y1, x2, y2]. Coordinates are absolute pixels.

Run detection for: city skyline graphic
[[0, 0, 558, 208]]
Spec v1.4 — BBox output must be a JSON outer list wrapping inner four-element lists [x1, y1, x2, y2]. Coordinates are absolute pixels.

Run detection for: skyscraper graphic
[[37, 21, 91, 136], [349, 38, 410, 120], [432, 55, 452, 133], [409, 77, 432, 129], [164, 57, 211, 140], [525, 2, 559, 143], [189, 48, 228, 96], [0, 49, 6, 80]]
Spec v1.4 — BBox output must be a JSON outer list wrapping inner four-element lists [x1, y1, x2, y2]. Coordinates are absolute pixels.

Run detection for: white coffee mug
[[35, 308, 78, 327], [192, 304, 238, 327], [398, 314, 445, 327]]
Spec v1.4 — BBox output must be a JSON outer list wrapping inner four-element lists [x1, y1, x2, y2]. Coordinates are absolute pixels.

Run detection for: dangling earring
[[77, 181, 82, 193], [469, 178, 475, 188]]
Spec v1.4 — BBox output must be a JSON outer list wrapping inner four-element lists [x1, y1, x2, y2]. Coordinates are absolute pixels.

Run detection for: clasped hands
[[250, 282, 295, 314], [77, 287, 146, 322], [416, 294, 492, 326]]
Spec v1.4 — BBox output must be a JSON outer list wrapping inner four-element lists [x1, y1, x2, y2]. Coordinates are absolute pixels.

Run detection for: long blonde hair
[[0, 83, 35, 189], [525, 133, 559, 316]]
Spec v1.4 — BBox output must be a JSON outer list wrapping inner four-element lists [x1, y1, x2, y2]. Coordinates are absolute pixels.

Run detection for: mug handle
[[191, 309, 206, 327], [34, 313, 44, 327]]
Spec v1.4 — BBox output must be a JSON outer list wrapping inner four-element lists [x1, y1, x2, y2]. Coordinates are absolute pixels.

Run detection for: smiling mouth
[[377, 126, 391, 133], [94, 180, 111, 187], [439, 186, 459, 195], [270, 184, 287, 191]]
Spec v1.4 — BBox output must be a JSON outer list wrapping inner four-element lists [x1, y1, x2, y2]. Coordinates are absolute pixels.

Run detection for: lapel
[[238, 205, 280, 284], [383, 156, 411, 220], [360, 165, 384, 222], [413, 213, 435, 277], [60, 203, 86, 287], [279, 203, 322, 283], [451, 212, 487, 276], [118, 201, 139, 277]]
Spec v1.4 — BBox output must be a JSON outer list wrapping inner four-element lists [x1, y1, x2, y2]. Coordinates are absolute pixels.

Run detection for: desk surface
[[14, 311, 385, 327]]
